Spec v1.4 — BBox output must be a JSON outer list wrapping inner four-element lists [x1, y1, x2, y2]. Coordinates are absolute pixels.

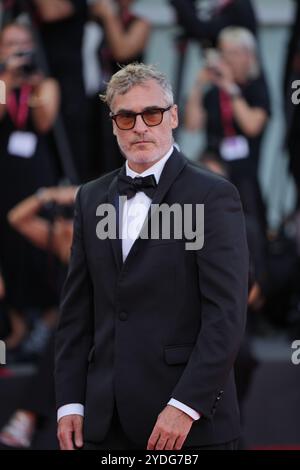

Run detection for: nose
[[133, 114, 148, 133]]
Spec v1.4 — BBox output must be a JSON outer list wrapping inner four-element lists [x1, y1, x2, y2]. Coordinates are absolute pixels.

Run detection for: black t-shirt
[[36, 0, 87, 72], [203, 75, 271, 177], [0, 88, 61, 309]]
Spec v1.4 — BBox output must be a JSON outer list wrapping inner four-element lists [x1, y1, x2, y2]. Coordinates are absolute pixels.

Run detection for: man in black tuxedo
[[55, 63, 249, 450]]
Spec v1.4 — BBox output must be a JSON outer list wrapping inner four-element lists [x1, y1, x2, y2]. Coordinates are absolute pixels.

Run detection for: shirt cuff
[[168, 398, 201, 421], [57, 403, 84, 422]]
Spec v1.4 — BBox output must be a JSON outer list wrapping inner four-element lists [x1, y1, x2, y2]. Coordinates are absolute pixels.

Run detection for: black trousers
[[83, 407, 238, 451]]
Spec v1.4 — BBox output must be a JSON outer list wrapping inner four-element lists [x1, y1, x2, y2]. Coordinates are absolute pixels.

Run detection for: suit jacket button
[[119, 311, 128, 321]]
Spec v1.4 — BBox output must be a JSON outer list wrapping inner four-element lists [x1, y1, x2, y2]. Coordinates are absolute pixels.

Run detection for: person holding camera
[[185, 26, 270, 237], [8, 186, 77, 265], [0, 185, 76, 449], [0, 185, 77, 449], [0, 22, 61, 353]]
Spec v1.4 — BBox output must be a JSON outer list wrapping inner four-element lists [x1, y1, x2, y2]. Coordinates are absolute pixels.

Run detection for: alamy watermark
[[291, 80, 300, 105], [291, 340, 300, 365], [95, 198, 205, 250], [0, 80, 5, 105], [0, 340, 6, 365]]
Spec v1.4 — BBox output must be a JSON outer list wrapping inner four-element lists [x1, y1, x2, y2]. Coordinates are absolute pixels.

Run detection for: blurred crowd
[[0, 0, 300, 449]]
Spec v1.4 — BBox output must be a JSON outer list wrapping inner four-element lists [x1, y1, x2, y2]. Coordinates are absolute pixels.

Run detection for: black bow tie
[[117, 173, 158, 200]]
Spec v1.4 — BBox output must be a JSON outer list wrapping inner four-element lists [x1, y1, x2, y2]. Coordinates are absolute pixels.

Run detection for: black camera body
[[14, 49, 39, 77], [41, 201, 75, 222]]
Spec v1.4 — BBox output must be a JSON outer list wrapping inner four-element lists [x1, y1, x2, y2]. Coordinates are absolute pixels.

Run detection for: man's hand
[[147, 405, 194, 451], [211, 60, 235, 93], [57, 415, 83, 450]]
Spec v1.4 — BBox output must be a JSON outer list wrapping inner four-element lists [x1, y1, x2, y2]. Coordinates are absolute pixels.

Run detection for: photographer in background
[[0, 21, 60, 356], [185, 27, 270, 238], [0, 22, 59, 131], [8, 186, 77, 265], [0, 186, 76, 448], [1, 0, 89, 181]]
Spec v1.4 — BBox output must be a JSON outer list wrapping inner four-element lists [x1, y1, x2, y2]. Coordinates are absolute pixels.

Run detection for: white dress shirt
[[57, 146, 200, 422]]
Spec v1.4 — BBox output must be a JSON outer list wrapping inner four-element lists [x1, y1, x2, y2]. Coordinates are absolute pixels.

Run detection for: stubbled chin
[[127, 152, 159, 164], [131, 142, 153, 150]]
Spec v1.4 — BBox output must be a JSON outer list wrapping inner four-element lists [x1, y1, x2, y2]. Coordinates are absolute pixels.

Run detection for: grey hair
[[218, 27, 259, 79], [100, 62, 174, 109], [218, 26, 257, 53]]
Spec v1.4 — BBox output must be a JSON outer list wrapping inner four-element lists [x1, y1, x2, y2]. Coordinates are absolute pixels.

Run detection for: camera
[[14, 49, 39, 77], [204, 48, 223, 78], [41, 201, 75, 222]]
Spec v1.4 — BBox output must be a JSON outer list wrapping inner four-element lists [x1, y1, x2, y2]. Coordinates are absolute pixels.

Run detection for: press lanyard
[[7, 84, 31, 129], [219, 88, 236, 137]]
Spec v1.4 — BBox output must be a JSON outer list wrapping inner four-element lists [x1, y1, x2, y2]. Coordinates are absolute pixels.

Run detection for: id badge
[[8, 131, 38, 158], [220, 135, 250, 162]]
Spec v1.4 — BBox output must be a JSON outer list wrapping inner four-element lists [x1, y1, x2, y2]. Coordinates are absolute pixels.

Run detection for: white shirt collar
[[125, 146, 174, 184]]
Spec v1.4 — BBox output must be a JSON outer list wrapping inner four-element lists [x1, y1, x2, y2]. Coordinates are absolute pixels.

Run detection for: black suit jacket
[[55, 149, 249, 447]]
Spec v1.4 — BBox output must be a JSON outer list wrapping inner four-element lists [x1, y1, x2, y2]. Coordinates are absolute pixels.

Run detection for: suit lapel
[[124, 148, 188, 265], [106, 148, 188, 271], [107, 173, 123, 271], [149, 148, 187, 207]]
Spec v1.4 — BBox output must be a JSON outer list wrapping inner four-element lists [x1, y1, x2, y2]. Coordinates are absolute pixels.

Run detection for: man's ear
[[171, 104, 179, 130], [112, 120, 117, 136]]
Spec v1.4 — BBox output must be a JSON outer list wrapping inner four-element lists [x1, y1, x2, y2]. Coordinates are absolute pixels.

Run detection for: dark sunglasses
[[110, 105, 172, 130]]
